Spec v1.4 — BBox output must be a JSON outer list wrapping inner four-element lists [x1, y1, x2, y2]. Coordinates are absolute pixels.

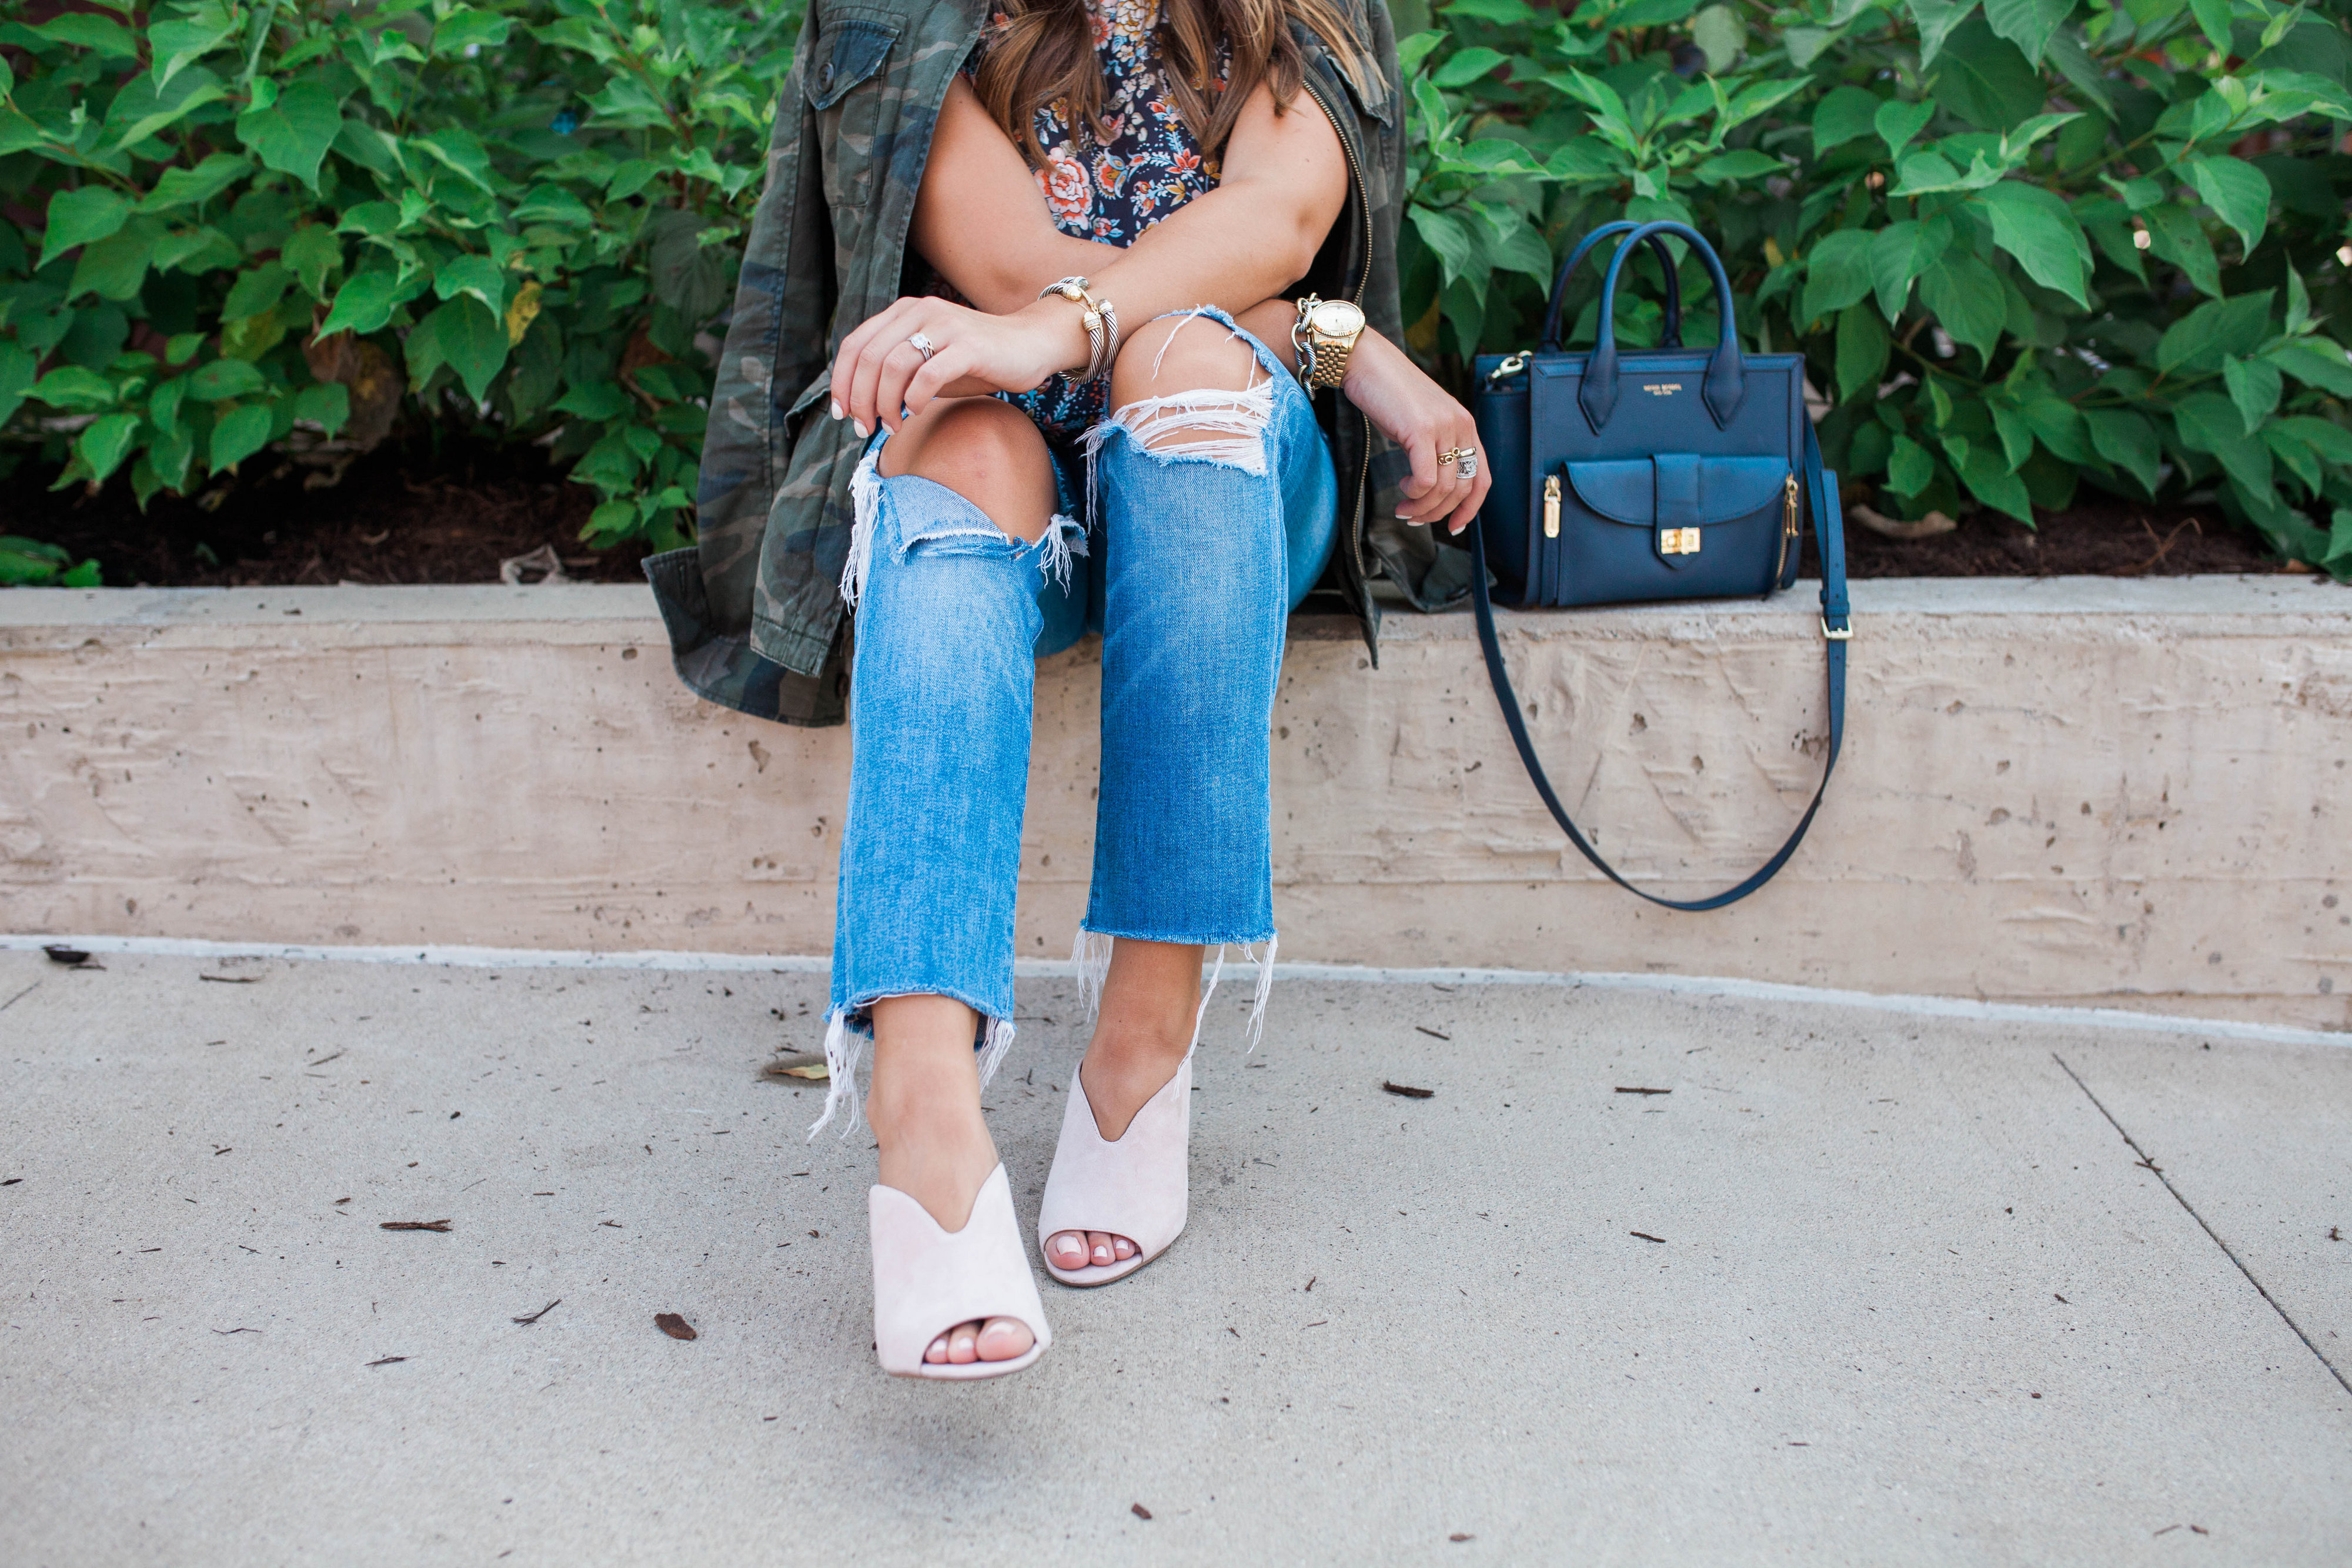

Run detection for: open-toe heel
[[868, 1164, 1051, 1379], [1036, 1054, 1191, 1287]]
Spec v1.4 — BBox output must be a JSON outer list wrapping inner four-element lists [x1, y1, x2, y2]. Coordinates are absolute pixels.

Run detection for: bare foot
[[869, 995, 1036, 1363], [1045, 939, 1200, 1271]]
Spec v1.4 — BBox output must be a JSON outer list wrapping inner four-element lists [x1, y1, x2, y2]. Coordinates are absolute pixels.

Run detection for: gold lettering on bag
[[1661, 527, 1702, 554], [1642, 382, 1682, 395]]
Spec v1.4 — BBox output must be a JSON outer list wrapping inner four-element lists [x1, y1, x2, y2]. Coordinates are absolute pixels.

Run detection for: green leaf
[[1917, 252, 2008, 362], [102, 65, 228, 153], [2180, 155, 2270, 256], [1432, 47, 1507, 88], [1410, 206, 1482, 287], [34, 370, 121, 415], [1982, 0, 2073, 66], [1975, 182, 2090, 307], [1907, 0, 1979, 66], [75, 412, 141, 484], [1689, 4, 1747, 71], [2274, 416, 2352, 466], [1801, 231, 1876, 325], [1812, 85, 1881, 153], [1836, 304, 1891, 403], [148, 11, 239, 91], [1990, 400, 2035, 468], [1951, 434, 2036, 524], [415, 126, 498, 193], [292, 381, 351, 439], [68, 219, 162, 303], [38, 188, 132, 271], [1935, 17, 2046, 133], [187, 357, 267, 402], [431, 7, 515, 55], [434, 253, 508, 316], [282, 224, 342, 299], [2042, 28, 2114, 118], [208, 401, 274, 473], [2286, 265, 2313, 336], [2022, 396, 2091, 462], [2267, 337, 2352, 395], [2173, 391, 2274, 496], [222, 262, 293, 324], [2155, 291, 2273, 374], [1692, 150, 1784, 185], [1870, 220, 1951, 321], [2141, 203, 2221, 299], [236, 80, 345, 189], [137, 153, 252, 214], [1874, 99, 1936, 159], [553, 382, 630, 422], [2265, 422, 2320, 492], [1887, 433, 1937, 494], [2222, 355, 2281, 433], [427, 296, 509, 403], [0, 342, 36, 427], [316, 268, 404, 338], [2188, 0, 2231, 55]]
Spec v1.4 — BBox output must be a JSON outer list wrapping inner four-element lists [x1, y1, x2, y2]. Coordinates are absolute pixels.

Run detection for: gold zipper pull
[[1784, 473, 1800, 537], [1544, 473, 1561, 538]]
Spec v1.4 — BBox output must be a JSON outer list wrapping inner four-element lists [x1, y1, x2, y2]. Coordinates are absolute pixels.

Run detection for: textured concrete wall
[[1, 577, 2346, 1027]]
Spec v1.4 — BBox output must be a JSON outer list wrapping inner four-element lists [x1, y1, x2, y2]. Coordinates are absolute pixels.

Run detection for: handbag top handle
[[1538, 219, 1683, 353], [1579, 220, 1747, 434]]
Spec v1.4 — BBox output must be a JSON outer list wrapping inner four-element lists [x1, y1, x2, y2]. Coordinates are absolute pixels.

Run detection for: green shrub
[[5, 0, 2351, 582], [1396, 0, 2352, 578], [0, 0, 800, 554]]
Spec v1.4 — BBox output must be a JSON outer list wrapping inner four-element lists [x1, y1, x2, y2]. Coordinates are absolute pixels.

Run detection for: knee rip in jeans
[[838, 444, 1084, 608], [1087, 316, 1275, 477]]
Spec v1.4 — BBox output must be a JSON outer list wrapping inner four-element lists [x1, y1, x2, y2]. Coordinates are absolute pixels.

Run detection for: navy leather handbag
[[1468, 220, 1854, 910]]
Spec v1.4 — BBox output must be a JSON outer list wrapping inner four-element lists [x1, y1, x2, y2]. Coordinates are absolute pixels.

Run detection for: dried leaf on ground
[[1381, 1081, 1435, 1099], [654, 1312, 697, 1341], [1131, 1504, 1152, 1520], [499, 543, 570, 585], [41, 946, 90, 965], [380, 1219, 453, 1232], [761, 1051, 831, 1081], [1849, 503, 1957, 539]]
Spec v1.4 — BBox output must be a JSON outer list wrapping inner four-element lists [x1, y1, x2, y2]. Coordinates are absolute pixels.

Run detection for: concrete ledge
[[2, 577, 2346, 1027]]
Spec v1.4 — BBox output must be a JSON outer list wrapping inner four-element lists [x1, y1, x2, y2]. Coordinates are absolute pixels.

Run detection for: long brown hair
[[973, 0, 1368, 165]]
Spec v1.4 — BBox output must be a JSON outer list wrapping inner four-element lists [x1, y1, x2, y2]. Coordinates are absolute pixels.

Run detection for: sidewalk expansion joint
[[2053, 1052, 2351, 1399]]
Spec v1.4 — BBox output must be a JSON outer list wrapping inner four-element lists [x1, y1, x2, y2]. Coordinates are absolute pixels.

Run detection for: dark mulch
[[9, 436, 654, 588], [4, 436, 2323, 587], [1802, 500, 2296, 579]]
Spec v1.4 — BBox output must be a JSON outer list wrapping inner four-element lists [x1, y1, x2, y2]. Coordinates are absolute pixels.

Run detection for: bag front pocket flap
[[1565, 454, 1790, 527]]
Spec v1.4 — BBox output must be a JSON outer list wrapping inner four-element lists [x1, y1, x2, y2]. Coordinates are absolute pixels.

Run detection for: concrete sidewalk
[[1, 949, 2346, 1565]]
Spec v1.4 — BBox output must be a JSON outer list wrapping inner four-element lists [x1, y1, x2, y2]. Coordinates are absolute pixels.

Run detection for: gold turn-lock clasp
[[1661, 526, 1702, 555], [1543, 473, 1561, 538], [1783, 473, 1800, 537]]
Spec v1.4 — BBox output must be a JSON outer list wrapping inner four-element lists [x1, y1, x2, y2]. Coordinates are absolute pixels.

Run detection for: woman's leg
[[1047, 305, 1334, 1271], [836, 395, 1073, 1363]]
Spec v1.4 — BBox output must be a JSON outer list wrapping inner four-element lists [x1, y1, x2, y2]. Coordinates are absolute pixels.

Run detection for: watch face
[[1309, 300, 1364, 337]]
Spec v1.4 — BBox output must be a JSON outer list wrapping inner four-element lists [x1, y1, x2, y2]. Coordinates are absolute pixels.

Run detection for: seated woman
[[667, 0, 1489, 1380]]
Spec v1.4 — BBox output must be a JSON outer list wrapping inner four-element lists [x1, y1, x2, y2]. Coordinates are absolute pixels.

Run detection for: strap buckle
[[1821, 615, 1853, 641]]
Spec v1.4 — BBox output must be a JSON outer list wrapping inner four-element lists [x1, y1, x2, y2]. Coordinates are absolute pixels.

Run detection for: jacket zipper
[[1299, 72, 1375, 581]]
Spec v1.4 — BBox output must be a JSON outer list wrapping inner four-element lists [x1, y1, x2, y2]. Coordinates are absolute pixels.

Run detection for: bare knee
[[1108, 312, 1266, 411], [1105, 313, 1275, 467], [877, 396, 1058, 543]]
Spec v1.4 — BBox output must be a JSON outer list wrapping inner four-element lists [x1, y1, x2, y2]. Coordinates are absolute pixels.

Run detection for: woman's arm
[[830, 81, 1344, 427], [913, 78, 1113, 314]]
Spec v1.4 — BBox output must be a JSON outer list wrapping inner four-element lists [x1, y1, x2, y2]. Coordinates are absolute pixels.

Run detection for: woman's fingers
[[1445, 454, 1491, 536], [1395, 423, 1440, 516], [831, 297, 913, 426], [873, 339, 928, 434], [903, 342, 977, 419]]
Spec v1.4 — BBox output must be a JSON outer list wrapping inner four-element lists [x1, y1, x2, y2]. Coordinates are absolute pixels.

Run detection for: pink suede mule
[[1035, 1053, 1192, 1287], [868, 1164, 1051, 1379]]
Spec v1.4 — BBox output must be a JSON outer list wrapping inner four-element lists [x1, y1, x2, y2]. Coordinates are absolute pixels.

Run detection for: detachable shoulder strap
[[1467, 423, 1852, 912]]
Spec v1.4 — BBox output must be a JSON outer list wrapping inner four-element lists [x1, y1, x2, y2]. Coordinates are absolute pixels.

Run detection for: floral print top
[[963, 0, 1229, 438]]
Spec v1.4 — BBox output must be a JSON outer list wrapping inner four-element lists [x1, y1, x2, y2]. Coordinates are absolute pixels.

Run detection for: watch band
[[1292, 295, 1362, 390]]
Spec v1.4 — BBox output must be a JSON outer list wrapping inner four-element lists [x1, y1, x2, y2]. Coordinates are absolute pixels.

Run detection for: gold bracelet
[[1040, 277, 1117, 383]]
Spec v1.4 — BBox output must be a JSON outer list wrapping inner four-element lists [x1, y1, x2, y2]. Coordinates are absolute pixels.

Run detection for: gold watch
[[1292, 295, 1366, 389]]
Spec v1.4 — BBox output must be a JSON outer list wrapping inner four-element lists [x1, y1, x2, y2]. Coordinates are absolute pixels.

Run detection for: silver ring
[[907, 332, 936, 361], [1456, 451, 1478, 480]]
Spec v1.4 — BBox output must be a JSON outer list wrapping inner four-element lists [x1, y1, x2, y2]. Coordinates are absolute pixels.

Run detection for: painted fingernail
[[829, 399, 843, 421], [853, 420, 868, 438]]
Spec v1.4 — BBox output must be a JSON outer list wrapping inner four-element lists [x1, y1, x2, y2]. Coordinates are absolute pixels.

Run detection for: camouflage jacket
[[646, 0, 1456, 727]]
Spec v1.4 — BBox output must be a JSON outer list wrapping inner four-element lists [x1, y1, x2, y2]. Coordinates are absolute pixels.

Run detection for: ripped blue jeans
[[814, 309, 1338, 1133]]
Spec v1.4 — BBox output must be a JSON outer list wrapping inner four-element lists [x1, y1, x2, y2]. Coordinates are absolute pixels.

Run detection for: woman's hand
[[827, 294, 1092, 437], [1340, 329, 1489, 536]]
